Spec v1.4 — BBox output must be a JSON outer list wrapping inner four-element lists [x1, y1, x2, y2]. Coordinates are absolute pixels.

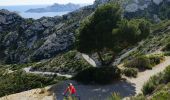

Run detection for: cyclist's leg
[[71, 93, 80, 100], [63, 94, 69, 100]]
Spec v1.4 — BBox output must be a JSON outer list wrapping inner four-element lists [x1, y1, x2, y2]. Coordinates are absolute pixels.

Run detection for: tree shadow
[[48, 79, 136, 100]]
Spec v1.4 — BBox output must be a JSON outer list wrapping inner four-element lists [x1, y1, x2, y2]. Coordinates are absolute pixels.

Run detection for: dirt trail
[[0, 87, 54, 100], [126, 56, 170, 94]]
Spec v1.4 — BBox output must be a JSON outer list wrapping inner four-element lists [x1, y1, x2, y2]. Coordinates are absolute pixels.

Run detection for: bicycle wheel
[[73, 96, 80, 100]]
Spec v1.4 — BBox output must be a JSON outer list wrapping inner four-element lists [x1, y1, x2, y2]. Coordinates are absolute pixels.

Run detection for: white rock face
[[153, 0, 163, 5], [94, 0, 110, 6], [139, 4, 148, 10], [125, 3, 139, 12]]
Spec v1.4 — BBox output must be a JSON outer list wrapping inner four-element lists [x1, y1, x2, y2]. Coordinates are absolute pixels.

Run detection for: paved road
[[49, 80, 136, 100], [23, 67, 73, 78], [49, 57, 170, 100], [2, 56, 170, 100]]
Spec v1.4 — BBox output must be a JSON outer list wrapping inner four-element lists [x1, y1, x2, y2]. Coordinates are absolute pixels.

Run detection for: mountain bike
[[63, 94, 80, 100]]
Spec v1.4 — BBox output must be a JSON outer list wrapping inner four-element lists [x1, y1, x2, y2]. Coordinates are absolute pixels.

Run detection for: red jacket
[[64, 85, 76, 95]]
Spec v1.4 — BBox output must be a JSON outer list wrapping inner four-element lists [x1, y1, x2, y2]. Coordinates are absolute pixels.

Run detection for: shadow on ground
[[48, 79, 136, 100]]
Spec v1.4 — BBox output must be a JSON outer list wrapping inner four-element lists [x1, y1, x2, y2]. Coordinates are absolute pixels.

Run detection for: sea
[[0, 5, 70, 19]]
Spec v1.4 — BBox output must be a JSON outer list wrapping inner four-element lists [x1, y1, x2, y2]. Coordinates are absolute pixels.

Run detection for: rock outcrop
[[94, 0, 170, 21], [0, 6, 94, 64], [0, 0, 170, 64]]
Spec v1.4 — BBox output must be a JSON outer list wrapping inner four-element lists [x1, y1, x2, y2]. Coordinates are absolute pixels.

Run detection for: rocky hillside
[[0, 6, 94, 64], [0, 0, 170, 64], [95, 0, 170, 22]]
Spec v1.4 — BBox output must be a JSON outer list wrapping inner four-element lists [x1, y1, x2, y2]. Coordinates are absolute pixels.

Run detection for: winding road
[[20, 54, 170, 100], [48, 56, 170, 100], [1, 55, 170, 100], [23, 67, 73, 78]]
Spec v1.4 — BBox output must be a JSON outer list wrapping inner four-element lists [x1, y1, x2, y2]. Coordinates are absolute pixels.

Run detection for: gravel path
[[0, 87, 54, 100], [126, 56, 170, 94]]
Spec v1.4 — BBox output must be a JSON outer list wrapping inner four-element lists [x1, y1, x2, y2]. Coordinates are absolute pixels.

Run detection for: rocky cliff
[[0, 6, 94, 64], [0, 0, 170, 64], [94, 0, 170, 21]]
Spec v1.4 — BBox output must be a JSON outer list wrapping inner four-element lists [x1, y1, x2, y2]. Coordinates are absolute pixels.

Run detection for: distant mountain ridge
[[26, 3, 82, 13]]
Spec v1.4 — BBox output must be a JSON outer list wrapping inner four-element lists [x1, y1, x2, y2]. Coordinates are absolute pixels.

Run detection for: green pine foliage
[[74, 67, 121, 84], [76, 3, 150, 65]]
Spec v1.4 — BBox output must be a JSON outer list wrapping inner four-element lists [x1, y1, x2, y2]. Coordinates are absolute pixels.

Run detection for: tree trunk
[[106, 53, 116, 66], [97, 51, 105, 65]]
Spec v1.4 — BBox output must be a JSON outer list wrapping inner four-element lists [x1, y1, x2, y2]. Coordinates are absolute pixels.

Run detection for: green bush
[[142, 66, 170, 95], [164, 65, 170, 83], [123, 68, 138, 78], [151, 90, 170, 100], [135, 65, 170, 98], [150, 83, 170, 100], [142, 81, 156, 95], [147, 54, 165, 66], [142, 72, 164, 95], [164, 52, 170, 56], [163, 43, 170, 51], [74, 67, 121, 84], [124, 56, 152, 70], [125, 55, 165, 70], [0, 70, 64, 97], [129, 94, 146, 100], [107, 93, 121, 100]]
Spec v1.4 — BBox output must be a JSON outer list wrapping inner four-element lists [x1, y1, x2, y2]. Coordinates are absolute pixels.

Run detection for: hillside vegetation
[[123, 20, 170, 61], [0, 68, 65, 97], [0, 0, 170, 99], [31, 50, 92, 74]]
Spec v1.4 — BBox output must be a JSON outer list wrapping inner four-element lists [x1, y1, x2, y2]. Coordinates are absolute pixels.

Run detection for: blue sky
[[0, 0, 95, 6]]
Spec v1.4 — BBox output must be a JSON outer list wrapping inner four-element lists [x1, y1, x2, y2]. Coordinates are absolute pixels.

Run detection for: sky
[[0, 0, 95, 6]]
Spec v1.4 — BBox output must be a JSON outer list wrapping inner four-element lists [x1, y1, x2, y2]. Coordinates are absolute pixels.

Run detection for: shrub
[[124, 56, 152, 70], [0, 70, 63, 97], [164, 65, 170, 83], [142, 81, 156, 95], [163, 43, 170, 51], [107, 93, 121, 100], [142, 73, 164, 95], [94, 67, 121, 84], [123, 68, 138, 78], [164, 52, 170, 56], [147, 54, 165, 66], [74, 67, 121, 84], [129, 94, 146, 100], [125, 55, 165, 70], [142, 66, 170, 95], [151, 90, 170, 100]]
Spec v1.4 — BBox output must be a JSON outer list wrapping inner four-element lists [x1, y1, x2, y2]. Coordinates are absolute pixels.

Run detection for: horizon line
[[0, 2, 93, 6]]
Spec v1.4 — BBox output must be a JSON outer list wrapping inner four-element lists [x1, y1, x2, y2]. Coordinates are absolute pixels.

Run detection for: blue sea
[[0, 5, 69, 19]]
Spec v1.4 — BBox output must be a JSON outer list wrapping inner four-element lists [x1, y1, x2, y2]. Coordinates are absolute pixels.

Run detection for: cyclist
[[63, 83, 77, 97]]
